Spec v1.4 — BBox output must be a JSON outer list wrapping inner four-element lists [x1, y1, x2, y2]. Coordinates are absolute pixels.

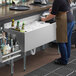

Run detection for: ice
[[24, 21, 50, 32]]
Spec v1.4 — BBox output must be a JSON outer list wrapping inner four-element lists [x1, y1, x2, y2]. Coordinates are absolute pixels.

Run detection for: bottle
[[13, 35, 16, 46], [12, 0, 15, 5], [7, 44, 11, 53], [2, 32, 6, 45], [12, 46, 15, 52], [11, 19, 14, 28], [5, 32, 8, 44], [10, 36, 14, 52], [22, 23, 25, 30], [0, 40, 4, 55], [7, 33, 11, 46], [9, 0, 12, 4], [15, 42, 19, 51], [22, 0, 26, 2], [16, 21, 20, 31], [2, 0, 6, 5], [1, 43, 4, 55], [0, 0, 2, 5], [1, 49, 3, 55], [0, 39, 1, 48], [11, 39, 13, 47], [20, 23, 25, 32], [6, 0, 9, 4]]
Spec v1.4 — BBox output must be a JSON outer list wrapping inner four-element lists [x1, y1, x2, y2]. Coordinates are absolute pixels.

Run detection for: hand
[[49, 8, 52, 13], [41, 17, 46, 22]]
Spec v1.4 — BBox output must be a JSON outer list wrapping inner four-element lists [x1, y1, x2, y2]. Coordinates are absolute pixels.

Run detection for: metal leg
[[42, 45, 46, 50], [6, 61, 11, 66], [11, 60, 14, 76], [48, 42, 53, 47], [24, 52, 26, 71]]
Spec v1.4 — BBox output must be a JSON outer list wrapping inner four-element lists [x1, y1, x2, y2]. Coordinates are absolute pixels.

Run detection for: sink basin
[[45, 18, 56, 24], [9, 5, 30, 11]]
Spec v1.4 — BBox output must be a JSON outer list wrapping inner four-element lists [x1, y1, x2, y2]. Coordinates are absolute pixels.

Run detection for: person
[[41, 0, 75, 65]]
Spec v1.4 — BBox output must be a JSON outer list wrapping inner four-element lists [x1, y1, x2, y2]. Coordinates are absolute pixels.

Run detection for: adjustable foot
[[11, 60, 14, 76], [24, 53, 26, 71], [11, 74, 13, 76]]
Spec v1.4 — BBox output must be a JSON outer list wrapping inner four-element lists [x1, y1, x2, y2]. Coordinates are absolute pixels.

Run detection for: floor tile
[[54, 67, 74, 76], [47, 73, 62, 76]]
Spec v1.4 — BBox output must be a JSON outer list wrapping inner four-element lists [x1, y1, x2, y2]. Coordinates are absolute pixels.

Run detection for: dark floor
[[0, 44, 76, 76], [25, 49, 76, 76]]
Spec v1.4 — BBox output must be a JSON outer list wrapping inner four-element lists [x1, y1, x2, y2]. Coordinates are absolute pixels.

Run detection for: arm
[[41, 0, 60, 22], [41, 14, 55, 22]]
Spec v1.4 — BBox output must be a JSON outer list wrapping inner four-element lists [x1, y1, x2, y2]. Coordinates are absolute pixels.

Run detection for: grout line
[[54, 72, 63, 76], [44, 66, 63, 76], [66, 71, 75, 76], [68, 59, 76, 64], [71, 63, 76, 64], [44, 58, 76, 76], [71, 55, 76, 58]]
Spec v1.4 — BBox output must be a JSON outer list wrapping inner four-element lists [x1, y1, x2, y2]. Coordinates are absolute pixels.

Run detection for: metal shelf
[[2, 50, 21, 58], [0, 49, 21, 63], [2, 54, 21, 63]]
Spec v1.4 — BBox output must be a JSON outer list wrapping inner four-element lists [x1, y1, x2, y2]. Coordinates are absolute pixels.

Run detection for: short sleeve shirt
[[51, 0, 74, 22]]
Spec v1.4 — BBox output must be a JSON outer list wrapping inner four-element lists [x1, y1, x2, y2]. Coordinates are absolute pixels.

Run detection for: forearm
[[41, 14, 55, 22], [45, 14, 55, 21]]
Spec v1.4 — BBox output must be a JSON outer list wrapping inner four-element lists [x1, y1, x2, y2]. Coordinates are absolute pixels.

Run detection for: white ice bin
[[5, 21, 56, 53]]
